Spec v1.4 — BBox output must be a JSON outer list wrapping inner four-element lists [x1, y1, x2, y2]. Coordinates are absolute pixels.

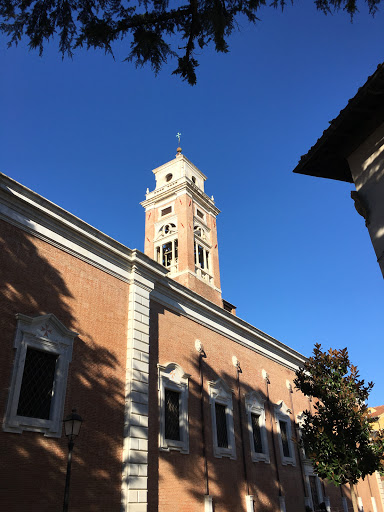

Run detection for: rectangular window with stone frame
[[3, 314, 77, 438], [245, 391, 270, 463], [275, 400, 296, 466], [209, 379, 236, 460], [158, 363, 190, 453]]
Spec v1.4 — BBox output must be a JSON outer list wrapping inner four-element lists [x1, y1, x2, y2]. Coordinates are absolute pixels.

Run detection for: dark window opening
[[251, 413, 263, 453], [17, 348, 58, 420], [165, 389, 180, 440], [196, 209, 204, 219], [280, 420, 290, 458], [192, 176, 196, 184], [206, 251, 209, 270], [166, 173, 172, 182], [309, 476, 320, 510], [215, 403, 228, 448], [198, 245, 204, 269], [161, 206, 172, 216], [174, 239, 178, 261], [162, 242, 172, 267]]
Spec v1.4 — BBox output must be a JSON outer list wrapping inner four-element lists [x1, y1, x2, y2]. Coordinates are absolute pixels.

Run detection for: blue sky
[[1, 1, 383, 405]]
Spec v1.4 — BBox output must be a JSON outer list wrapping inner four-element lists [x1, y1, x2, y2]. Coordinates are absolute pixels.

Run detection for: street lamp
[[62, 409, 83, 512]]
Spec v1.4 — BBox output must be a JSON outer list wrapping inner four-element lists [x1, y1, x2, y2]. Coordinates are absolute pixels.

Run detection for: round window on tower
[[166, 173, 173, 182]]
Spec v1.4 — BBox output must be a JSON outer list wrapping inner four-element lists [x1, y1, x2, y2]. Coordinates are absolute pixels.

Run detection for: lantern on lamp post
[[62, 409, 83, 512]]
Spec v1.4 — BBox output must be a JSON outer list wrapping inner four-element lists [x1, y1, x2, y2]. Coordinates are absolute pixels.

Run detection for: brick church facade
[[0, 151, 383, 512]]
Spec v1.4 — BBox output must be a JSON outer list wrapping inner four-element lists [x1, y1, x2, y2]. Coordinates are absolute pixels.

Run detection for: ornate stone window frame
[[303, 464, 323, 511], [296, 411, 308, 460], [275, 400, 296, 466], [245, 391, 270, 463], [3, 314, 77, 437], [154, 218, 179, 273], [208, 379, 236, 460], [158, 362, 190, 453], [193, 221, 210, 243]]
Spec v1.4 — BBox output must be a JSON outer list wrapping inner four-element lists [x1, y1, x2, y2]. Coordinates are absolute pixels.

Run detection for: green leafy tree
[[0, 0, 382, 84], [294, 344, 384, 512]]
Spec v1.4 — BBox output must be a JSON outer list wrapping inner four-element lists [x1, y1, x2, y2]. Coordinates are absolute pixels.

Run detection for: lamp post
[[62, 409, 83, 512]]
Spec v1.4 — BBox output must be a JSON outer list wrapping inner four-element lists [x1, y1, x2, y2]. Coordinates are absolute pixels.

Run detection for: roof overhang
[[293, 63, 384, 183]]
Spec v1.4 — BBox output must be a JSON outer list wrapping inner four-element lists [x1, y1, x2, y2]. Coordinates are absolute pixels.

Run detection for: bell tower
[[141, 147, 222, 306]]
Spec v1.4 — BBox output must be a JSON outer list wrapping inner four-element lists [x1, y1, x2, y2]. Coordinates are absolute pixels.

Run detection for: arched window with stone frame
[[193, 221, 212, 283], [154, 221, 178, 273]]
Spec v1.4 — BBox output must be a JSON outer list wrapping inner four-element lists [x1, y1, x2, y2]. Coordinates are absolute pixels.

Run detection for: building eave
[[293, 62, 384, 183]]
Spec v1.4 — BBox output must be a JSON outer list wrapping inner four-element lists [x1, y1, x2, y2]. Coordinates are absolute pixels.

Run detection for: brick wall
[[148, 301, 379, 512], [0, 219, 129, 512]]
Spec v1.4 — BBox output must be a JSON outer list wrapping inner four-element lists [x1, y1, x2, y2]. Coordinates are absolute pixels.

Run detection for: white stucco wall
[[348, 122, 384, 278]]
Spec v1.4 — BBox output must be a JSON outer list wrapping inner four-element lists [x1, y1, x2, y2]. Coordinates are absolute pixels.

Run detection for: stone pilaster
[[122, 272, 154, 512]]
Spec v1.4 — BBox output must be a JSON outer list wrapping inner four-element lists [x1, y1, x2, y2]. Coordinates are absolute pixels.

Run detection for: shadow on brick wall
[[148, 302, 352, 512], [0, 221, 125, 512]]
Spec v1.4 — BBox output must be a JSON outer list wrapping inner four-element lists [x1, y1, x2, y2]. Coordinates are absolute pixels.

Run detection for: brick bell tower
[[141, 145, 222, 307]]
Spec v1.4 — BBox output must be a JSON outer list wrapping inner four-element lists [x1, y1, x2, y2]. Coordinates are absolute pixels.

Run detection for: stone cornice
[[141, 177, 220, 217], [151, 278, 306, 371], [151, 154, 208, 181], [0, 172, 168, 283]]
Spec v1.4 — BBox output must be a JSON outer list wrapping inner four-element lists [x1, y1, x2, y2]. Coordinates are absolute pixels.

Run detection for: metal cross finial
[[176, 132, 181, 145]]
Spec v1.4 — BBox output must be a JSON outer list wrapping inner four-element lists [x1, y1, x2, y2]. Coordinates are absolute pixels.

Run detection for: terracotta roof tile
[[369, 405, 384, 417]]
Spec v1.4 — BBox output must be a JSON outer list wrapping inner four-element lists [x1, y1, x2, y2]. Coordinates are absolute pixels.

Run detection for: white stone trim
[[158, 362, 190, 453], [371, 496, 378, 512], [375, 471, 384, 509], [245, 495, 254, 512], [358, 496, 364, 511], [303, 467, 323, 512], [208, 379, 236, 460], [0, 173, 169, 285], [159, 203, 175, 218], [141, 174, 220, 217], [3, 314, 77, 437], [122, 272, 154, 512], [194, 205, 207, 223], [151, 283, 305, 371], [245, 391, 270, 463], [275, 401, 296, 466], [296, 411, 308, 460], [154, 216, 178, 241], [204, 495, 213, 512]]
